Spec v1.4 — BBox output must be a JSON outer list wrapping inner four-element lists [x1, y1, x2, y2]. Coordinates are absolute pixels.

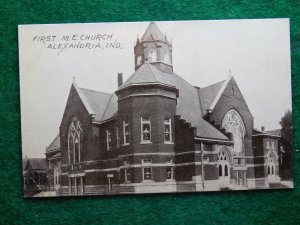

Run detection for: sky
[[19, 19, 292, 158]]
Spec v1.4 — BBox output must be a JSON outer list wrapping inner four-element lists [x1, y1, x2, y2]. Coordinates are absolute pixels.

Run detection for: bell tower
[[134, 22, 173, 73]]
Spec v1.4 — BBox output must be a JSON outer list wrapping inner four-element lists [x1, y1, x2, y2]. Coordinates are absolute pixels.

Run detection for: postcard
[[19, 19, 293, 197]]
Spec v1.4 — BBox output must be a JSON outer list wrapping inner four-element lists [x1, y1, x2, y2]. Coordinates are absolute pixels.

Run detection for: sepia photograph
[[19, 19, 293, 197]]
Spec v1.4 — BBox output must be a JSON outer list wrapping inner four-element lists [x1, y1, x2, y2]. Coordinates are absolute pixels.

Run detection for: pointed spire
[[141, 22, 166, 42], [229, 69, 232, 78]]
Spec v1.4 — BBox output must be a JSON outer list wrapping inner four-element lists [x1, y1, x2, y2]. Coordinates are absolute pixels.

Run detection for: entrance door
[[69, 177, 84, 195], [218, 149, 230, 186], [53, 165, 60, 191]]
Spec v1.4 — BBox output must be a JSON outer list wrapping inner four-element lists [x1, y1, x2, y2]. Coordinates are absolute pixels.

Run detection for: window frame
[[142, 159, 152, 181], [143, 167, 152, 181], [106, 130, 112, 151], [164, 118, 172, 143], [166, 166, 173, 180], [116, 127, 120, 149], [123, 121, 130, 145], [266, 139, 270, 149], [141, 117, 152, 143], [68, 117, 83, 164]]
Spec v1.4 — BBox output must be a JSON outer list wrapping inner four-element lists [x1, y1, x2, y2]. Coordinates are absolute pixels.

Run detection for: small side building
[[252, 127, 280, 185], [23, 158, 47, 196], [45, 134, 61, 191]]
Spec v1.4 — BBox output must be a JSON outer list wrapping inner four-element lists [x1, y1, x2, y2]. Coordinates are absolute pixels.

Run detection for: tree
[[279, 109, 293, 179]]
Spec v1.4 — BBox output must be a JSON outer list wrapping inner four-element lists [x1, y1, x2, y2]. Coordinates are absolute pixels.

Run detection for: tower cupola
[[134, 22, 173, 73]]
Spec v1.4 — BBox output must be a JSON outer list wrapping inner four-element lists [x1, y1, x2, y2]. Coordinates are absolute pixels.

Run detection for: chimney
[[261, 126, 265, 132], [118, 73, 123, 87]]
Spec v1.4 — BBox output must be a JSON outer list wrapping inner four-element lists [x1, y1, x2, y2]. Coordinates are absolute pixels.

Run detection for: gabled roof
[[49, 152, 61, 160], [46, 134, 60, 153], [265, 129, 281, 136], [172, 74, 228, 140], [252, 128, 281, 138], [25, 158, 47, 170], [141, 22, 167, 42], [200, 75, 232, 114], [22, 159, 27, 170], [118, 63, 228, 140], [72, 82, 118, 122], [79, 87, 115, 121], [199, 79, 226, 115]]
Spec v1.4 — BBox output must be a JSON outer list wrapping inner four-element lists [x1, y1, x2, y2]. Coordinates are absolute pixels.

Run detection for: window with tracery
[[218, 149, 230, 179], [68, 117, 84, 163], [222, 109, 245, 154]]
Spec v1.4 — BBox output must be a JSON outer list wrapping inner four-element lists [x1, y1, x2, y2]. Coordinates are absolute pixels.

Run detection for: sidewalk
[[34, 191, 58, 197]]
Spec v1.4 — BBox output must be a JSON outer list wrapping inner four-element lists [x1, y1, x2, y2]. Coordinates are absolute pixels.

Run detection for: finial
[[229, 69, 232, 77], [72, 76, 76, 83]]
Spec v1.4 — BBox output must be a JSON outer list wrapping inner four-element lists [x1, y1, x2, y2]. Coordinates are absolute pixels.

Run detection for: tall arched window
[[218, 148, 230, 183], [68, 117, 83, 163], [54, 165, 61, 190], [164, 52, 171, 64], [222, 109, 245, 154], [136, 55, 142, 66], [148, 49, 157, 62], [267, 153, 276, 180]]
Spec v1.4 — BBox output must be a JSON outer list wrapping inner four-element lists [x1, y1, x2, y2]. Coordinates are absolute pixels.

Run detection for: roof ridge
[[72, 82, 95, 114], [101, 93, 115, 121], [46, 133, 59, 152], [80, 87, 111, 96], [195, 86, 205, 117], [201, 79, 226, 90], [141, 22, 165, 42], [208, 75, 232, 111], [148, 64, 159, 81], [46, 133, 59, 150]]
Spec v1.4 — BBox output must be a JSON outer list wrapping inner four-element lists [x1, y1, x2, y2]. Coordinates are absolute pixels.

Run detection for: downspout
[[201, 142, 205, 191]]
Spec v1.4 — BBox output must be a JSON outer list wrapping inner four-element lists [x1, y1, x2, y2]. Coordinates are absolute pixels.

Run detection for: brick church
[[46, 22, 280, 195]]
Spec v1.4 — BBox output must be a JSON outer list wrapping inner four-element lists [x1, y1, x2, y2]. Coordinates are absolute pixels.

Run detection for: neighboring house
[[253, 127, 281, 184], [259, 128, 291, 180], [23, 158, 47, 196], [45, 134, 61, 191], [48, 22, 282, 196]]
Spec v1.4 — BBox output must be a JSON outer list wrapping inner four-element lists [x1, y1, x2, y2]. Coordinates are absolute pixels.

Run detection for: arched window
[[137, 55, 142, 66], [222, 109, 245, 154], [218, 148, 230, 182], [68, 117, 84, 163], [148, 49, 157, 62], [219, 165, 222, 176], [267, 153, 276, 180], [225, 165, 228, 176], [164, 52, 171, 64]]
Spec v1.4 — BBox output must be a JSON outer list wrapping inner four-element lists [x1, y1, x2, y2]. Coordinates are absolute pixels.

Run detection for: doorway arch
[[218, 148, 231, 186], [267, 153, 276, 182]]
